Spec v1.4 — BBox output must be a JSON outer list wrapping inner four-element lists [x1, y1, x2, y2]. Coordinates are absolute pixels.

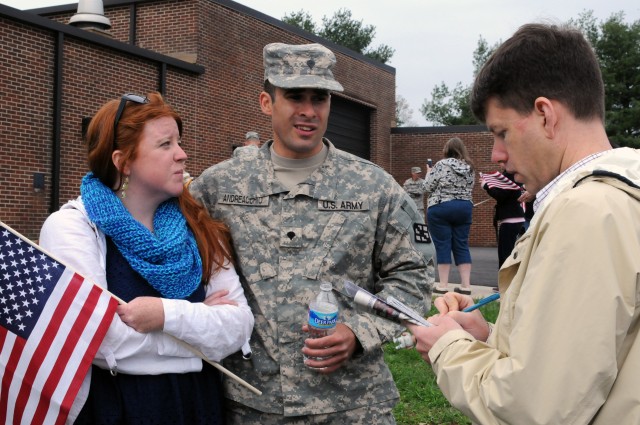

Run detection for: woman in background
[[40, 92, 253, 424], [480, 164, 525, 268], [424, 137, 475, 295]]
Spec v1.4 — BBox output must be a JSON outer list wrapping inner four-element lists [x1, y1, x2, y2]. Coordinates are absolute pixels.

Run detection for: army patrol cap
[[411, 167, 422, 174], [245, 131, 259, 140], [263, 43, 344, 92]]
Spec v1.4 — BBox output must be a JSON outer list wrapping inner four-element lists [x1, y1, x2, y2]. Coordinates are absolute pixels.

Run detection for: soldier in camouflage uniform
[[403, 166, 427, 219], [190, 42, 435, 425]]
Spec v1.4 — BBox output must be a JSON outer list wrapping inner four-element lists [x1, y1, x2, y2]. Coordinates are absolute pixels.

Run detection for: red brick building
[[0, 0, 496, 246]]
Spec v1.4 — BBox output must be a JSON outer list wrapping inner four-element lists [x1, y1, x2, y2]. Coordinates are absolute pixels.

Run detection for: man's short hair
[[471, 23, 605, 123], [263, 80, 276, 100], [262, 80, 330, 104]]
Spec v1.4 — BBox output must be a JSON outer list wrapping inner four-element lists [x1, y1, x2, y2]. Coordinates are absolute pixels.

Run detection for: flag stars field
[[0, 222, 119, 424]]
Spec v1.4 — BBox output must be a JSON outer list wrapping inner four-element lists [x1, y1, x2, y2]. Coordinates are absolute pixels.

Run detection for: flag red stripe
[[13, 273, 83, 424], [53, 295, 118, 425], [0, 326, 7, 351], [30, 279, 102, 424], [0, 332, 26, 424], [481, 172, 522, 190], [0, 223, 117, 425], [0, 325, 9, 418]]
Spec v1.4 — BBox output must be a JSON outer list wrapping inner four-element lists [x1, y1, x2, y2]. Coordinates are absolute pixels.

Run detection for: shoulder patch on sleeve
[[413, 223, 432, 244]]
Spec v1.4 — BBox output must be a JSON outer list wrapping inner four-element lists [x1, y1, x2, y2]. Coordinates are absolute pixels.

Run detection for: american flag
[[0, 222, 118, 424], [480, 171, 523, 191]]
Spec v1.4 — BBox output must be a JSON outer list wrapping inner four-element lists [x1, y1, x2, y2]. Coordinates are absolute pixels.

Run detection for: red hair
[[85, 92, 234, 283]]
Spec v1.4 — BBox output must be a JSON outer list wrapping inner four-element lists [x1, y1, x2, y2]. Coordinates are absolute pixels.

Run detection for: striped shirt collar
[[533, 151, 607, 212]]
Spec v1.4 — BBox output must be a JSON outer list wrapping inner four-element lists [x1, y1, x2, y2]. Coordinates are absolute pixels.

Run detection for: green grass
[[385, 298, 501, 425]]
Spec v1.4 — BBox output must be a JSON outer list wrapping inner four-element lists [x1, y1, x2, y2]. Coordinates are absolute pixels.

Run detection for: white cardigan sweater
[[39, 197, 254, 423]]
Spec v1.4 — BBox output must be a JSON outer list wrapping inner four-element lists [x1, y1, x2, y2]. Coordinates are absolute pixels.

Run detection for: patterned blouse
[[423, 158, 474, 208]]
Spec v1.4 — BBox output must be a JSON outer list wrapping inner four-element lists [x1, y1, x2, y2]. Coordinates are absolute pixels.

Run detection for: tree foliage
[[282, 10, 317, 34], [420, 82, 475, 126], [281, 8, 395, 64], [570, 11, 640, 148], [396, 94, 417, 127], [420, 36, 499, 126], [472, 36, 495, 76], [422, 11, 640, 147]]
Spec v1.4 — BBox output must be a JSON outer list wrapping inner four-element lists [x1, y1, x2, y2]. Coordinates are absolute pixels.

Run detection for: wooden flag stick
[[1, 221, 262, 396], [473, 198, 493, 207], [171, 338, 261, 395]]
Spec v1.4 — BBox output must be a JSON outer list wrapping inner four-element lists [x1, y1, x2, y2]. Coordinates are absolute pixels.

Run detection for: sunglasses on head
[[113, 93, 149, 146]]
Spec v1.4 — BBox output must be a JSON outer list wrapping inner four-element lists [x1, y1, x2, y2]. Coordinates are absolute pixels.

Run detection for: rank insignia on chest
[[413, 223, 432, 244]]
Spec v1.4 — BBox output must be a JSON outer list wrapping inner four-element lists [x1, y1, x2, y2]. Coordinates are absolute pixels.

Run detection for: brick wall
[[391, 127, 498, 247], [79, 0, 397, 175], [0, 0, 398, 241], [59, 40, 162, 205], [0, 19, 56, 240], [0, 2, 202, 240]]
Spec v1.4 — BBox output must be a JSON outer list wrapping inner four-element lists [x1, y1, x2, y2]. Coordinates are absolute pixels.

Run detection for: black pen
[[462, 293, 500, 312]]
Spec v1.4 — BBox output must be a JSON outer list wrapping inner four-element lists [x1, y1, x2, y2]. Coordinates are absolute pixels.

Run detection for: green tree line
[[283, 9, 638, 147], [282, 9, 394, 64], [422, 11, 640, 148]]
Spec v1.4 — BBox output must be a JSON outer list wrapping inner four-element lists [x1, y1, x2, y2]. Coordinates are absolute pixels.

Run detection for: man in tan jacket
[[409, 23, 640, 424]]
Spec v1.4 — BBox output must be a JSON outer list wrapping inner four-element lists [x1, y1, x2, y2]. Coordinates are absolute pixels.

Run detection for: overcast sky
[[3, 0, 640, 125]]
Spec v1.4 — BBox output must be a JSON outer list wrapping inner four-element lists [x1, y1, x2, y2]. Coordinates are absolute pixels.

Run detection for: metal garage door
[[325, 95, 371, 160]]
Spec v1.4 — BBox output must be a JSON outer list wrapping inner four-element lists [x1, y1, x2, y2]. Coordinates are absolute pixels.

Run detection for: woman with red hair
[[40, 92, 253, 424]]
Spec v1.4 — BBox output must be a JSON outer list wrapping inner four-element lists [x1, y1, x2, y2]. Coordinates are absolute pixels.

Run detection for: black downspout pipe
[[159, 62, 167, 95], [129, 3, 136, 45], [51, 31, 64, 213]]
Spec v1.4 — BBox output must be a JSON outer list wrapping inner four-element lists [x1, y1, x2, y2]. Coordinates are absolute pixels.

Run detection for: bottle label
[[308, 309, 338, 330]]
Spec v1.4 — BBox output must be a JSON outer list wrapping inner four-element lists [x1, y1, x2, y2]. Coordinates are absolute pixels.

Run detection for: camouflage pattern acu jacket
[[403, 177, 426, 211], [190, 140, 434, 417]]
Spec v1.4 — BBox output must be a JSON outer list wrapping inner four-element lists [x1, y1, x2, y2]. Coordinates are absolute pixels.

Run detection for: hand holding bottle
[[302, 282, 357, 373]]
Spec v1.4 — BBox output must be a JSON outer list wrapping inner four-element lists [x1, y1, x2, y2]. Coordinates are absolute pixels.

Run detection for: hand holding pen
[[462, 293, 500, 312], [407, 292, 499, 361], [398, 292, 500, 346], [433, 291, 497, 341]]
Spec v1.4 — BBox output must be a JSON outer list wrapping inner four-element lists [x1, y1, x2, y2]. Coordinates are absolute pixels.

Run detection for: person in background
[[403, 166, 427, 219], [190, 42, 434, 425], [408, 23, 640, 425], [39, 92, 254, 424], [244, 131, 260, 147], [183, 170, 194, 187], [480, 164, 525, 267], [233, 131, 261, 158], [423, 137, 474, 295], [518, 189, 536, 233]]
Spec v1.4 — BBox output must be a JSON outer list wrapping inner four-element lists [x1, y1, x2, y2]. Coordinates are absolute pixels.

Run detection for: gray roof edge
[[0, 2, 204, 74], [15, 0, 395, 75], [391, 125, 489, 135]]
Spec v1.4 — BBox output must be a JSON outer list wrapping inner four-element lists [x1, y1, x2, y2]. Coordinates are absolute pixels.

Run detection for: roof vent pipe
[[69, 0, 112, 30]]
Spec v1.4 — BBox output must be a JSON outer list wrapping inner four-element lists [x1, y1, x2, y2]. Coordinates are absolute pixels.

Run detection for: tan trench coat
[[429, 148, 640, 424]]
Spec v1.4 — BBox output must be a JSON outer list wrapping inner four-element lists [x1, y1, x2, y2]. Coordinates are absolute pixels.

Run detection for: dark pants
[[427, 199, 473, 265], [225, 399, 396, 425], [497, 221, 524, 267]]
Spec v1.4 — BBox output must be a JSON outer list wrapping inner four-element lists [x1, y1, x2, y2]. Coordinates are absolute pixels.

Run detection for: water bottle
[[304, 282, 339, 362]]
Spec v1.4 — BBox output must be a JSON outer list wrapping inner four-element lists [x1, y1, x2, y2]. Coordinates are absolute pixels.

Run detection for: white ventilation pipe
[[69, 0, 112, 29]]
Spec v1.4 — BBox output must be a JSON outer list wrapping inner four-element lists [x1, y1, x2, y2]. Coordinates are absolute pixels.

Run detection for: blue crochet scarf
[[80, 172, 202, 299]]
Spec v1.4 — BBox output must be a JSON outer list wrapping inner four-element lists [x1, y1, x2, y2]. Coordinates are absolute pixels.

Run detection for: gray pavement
[[434, 247, 499, 299]]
